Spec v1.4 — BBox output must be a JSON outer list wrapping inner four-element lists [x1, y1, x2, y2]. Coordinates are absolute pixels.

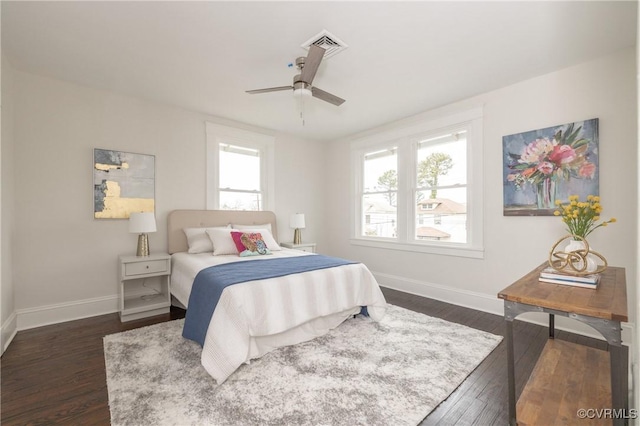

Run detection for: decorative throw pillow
[[230, 231, 271, 257], [230, 227, 281, 251]]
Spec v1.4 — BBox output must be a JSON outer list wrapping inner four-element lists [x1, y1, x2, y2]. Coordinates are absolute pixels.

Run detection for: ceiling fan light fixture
[[246, 44, 345, 107], [293, 87, 312, 97]]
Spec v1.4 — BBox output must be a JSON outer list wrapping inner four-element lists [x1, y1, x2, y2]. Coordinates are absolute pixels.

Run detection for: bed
[[168, 209, 387, 384]]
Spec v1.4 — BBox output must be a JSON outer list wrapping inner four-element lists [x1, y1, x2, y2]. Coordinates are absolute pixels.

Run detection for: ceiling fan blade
[[300, 45, 325, 84], [311, 87, 346, 106], [246, 86, 293, 94]]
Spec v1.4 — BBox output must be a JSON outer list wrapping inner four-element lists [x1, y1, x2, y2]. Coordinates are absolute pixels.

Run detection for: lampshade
[[128, 212, 157, 233], [290, 213, 306, 229]]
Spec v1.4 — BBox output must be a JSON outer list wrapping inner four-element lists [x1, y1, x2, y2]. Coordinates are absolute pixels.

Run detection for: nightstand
[[119, 253, 171, 322], [280, 242, 316, 253]]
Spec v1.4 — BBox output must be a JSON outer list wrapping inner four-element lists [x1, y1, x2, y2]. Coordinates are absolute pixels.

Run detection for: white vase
[[564, 239, 597, 273]]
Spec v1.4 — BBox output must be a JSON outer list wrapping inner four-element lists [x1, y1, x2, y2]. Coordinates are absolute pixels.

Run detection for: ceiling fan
[[246, 45, 346, 106]]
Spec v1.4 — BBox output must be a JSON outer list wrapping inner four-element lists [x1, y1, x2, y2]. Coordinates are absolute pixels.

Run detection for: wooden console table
[[498, 263, 628, 426]]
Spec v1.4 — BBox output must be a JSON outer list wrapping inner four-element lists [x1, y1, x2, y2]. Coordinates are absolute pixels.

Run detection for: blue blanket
[[182, 254, 357, 346]]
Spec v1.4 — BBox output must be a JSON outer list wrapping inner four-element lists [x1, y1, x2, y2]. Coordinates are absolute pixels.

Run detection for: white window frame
[[360, 144, 400, 240], [206, 122, 275, 211], [350, 107, 484, 258]]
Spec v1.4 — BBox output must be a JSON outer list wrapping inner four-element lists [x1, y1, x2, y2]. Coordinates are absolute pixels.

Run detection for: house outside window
[[206, 122, 275, 211], [415, 131, 467, 243], [351, 107, 483, 258]]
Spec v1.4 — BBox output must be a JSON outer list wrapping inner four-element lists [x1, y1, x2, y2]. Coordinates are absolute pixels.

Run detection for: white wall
[[1, 51, 17, 352], [9, 69, 327, 329], [274, 132, 327, 247], [327, 48, 637, 343]]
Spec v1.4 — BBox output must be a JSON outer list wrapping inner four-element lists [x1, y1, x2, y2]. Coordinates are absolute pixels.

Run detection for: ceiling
[[2, 1, 636, 142]]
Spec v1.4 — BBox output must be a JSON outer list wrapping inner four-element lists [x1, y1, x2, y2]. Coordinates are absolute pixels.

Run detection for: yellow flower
[[555, 200, 562, 206], [610, 218, 617, 223], [556, 194, 615, 238]]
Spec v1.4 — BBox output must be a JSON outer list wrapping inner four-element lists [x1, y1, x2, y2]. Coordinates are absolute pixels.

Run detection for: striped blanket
[[183, 255, 357, 346]]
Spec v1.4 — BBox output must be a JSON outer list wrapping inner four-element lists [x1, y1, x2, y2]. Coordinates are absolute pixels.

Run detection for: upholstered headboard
[[167, 210, 278, 254]]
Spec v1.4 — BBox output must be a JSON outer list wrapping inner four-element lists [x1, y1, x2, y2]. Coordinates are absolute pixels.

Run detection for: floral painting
[[503, 118, 599, 216]]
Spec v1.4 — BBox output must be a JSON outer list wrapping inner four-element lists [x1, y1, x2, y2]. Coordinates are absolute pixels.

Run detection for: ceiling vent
[[301, 30, 348, 59]]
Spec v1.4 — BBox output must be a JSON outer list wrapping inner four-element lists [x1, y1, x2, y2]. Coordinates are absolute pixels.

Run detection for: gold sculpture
[[548, 234, 607, 276]]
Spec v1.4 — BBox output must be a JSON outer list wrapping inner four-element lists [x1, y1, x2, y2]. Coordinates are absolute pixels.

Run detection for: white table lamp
[[129, 212, 157, 256], [290, 213, 306, 245]]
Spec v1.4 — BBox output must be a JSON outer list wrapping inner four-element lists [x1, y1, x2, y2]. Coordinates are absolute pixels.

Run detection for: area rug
[[104, 305, 502, 426]]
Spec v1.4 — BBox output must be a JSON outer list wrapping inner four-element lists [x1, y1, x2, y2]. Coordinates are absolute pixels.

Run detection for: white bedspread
[[171, 249, 387, 383]]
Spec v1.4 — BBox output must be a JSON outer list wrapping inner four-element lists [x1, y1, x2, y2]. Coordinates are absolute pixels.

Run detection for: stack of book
[[538, 267, 600, 289]]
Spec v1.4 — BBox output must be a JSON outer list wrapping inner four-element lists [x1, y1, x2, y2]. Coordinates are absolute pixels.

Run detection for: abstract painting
[[503, 118, 599, 216], [94, 149, 155, 219]]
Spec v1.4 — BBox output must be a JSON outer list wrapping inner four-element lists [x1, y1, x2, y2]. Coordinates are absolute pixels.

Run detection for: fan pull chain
[[298, 94, 306, 126]]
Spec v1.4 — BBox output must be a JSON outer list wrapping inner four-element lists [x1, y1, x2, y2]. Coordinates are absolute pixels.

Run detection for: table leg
[[609, 344, 628, 426], [549, 313, 555, 339], [506, 317, 517, 426]]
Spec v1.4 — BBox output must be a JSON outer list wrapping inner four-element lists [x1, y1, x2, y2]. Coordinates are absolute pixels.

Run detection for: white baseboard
[[374, 271, 635, 348], [375, 271, 503, 315], [1, 311, 18, 354], [16, 294, 119, 331]]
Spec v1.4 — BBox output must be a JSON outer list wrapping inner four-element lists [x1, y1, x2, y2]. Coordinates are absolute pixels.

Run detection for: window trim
[[350, 107, 484, 259], [205, 122, 275, 211]]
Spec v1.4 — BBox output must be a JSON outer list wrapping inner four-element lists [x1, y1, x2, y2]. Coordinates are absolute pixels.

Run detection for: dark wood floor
[[1, 287, 610, 425]]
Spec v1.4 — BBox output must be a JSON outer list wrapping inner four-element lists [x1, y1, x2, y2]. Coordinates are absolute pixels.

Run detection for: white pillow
[[183, 226, 230, 254], [206, 228, 243, 256], [229, 227, 281, 251], [232, 223, 272, 233]]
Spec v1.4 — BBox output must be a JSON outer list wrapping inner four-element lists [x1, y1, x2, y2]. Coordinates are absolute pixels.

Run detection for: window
[[351, 107, 483, 258], [219, 143, 262, 210], [206, 122, 275, 211], [362, 147, 398, 238], [415, 130, 467, 243]]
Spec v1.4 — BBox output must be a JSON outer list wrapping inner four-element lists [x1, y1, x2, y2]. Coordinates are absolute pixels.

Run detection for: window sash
[[219, 190, 263, 211], [415, 183, 467, 192], [218, 147, 261, 193]]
